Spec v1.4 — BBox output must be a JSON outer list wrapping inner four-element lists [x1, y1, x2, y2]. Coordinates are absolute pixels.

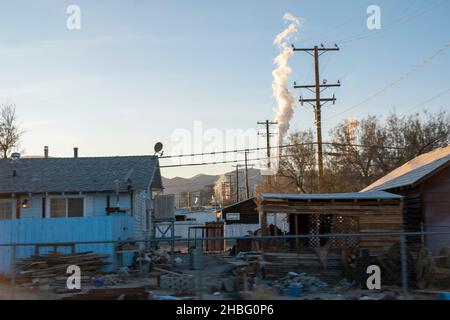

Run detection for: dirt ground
[[0, 254, 442, 300]]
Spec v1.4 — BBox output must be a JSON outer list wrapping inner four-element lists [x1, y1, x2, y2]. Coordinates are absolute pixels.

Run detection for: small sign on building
[[226, 212, 240, 221]]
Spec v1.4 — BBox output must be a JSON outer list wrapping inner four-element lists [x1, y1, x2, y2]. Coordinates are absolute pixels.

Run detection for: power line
[[333, 0, 447, 45], [159, 141, 406, 161], [322, 41, 450, 122], [159, 148, 414, 169], [407, 87, 450, 113]]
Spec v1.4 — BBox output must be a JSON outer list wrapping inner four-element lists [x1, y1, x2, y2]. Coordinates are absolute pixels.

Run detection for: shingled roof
[[362, 145, 450, 192], [0, 156, 162, 194]]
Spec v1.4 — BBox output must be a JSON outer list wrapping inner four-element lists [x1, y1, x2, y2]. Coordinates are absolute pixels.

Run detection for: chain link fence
[[1, 230, 450, 300]]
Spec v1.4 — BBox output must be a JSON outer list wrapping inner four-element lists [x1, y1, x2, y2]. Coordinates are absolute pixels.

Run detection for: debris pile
[[91, 274, 128, 287], [271, 272, 328, 293], [16, 252, 110, 287]]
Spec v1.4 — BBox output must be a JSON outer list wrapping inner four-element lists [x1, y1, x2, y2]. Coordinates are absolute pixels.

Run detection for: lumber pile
[[16, 251, 110, 286]]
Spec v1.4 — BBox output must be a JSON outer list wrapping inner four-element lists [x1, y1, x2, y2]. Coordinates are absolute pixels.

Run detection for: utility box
[[154, 194, 175, 220]]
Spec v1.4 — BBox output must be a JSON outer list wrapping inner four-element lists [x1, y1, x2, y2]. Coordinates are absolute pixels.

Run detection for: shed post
[[261, 211, 268, 236]]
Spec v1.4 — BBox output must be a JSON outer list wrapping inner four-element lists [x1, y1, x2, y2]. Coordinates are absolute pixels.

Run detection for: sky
[[0, 0, 448, 178]]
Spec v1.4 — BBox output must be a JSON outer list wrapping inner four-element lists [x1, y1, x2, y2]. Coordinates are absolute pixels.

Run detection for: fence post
[[400, 234, 409, 298], [195, 239, 204, 300]]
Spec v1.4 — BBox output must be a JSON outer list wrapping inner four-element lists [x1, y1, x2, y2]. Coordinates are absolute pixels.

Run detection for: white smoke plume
[[272, 13, 303, 155]]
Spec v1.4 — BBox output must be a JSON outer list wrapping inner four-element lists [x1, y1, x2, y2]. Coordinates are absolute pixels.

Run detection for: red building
[[362, 145, 450, 253]]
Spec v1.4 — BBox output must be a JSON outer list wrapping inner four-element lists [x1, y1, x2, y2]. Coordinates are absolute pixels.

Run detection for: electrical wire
[[322, 41, 450, 122], [334, 0, 447, 45], [159, 141, 406, 160], [406, 87, 450, 113]]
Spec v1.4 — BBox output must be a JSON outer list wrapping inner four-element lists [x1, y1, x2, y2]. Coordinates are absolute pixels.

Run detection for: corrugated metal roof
[[261, 191, 402, 200], [0, 156, 162, 194], [362, 145, 450, 192]]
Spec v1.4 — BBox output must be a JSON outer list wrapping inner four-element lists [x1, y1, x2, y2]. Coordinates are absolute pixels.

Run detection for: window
[[0, 202, 13, 220], [50, 198, 66, 218], [50, 197, 84, 218], [68, 198, 84, 217]]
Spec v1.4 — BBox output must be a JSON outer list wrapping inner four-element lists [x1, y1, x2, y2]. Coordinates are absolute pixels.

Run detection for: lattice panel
[[308, 214, 321, 248], [308, 214, 359, 249], [330, 215, 359, 248]]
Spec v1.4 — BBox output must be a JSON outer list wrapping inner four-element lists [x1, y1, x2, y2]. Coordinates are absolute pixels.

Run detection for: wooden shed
[[258, 191, 403, 253], [221, 197, 259, 224]]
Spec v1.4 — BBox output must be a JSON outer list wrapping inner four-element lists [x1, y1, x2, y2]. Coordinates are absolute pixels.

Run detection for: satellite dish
[[154, 142, 163, 154], [11, 153, 21, 160]]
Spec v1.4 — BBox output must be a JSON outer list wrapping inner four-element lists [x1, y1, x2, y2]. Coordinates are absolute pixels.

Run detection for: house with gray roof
[[0, 150, 164, 275], [0, 152, 163, 220]]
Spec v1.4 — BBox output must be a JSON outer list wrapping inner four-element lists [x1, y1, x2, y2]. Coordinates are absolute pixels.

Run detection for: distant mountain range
[[162, 168, 262, 196]]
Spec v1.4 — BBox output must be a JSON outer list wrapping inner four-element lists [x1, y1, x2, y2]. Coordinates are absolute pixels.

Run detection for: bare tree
[[0, 102, 23, 159], [326, 110, 450, 192], [327, 116, 383, 190], [382, 110, 450, 171], [277, 130, 317, 193], [257, 110, 449, 194]]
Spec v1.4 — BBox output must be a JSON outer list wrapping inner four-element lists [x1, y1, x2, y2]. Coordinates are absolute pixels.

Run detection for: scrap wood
[[16, 251, 110, 285]]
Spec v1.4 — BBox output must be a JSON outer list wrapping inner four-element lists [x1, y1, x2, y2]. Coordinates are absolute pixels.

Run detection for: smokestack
[[44, 146, 49, 158], [74, 147, 78, 158]]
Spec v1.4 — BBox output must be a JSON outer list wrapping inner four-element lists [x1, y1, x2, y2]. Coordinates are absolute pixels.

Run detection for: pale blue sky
[[0, 0, 448, 178]]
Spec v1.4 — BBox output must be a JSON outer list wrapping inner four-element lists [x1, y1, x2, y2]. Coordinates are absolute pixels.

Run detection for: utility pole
[[245, 151, 250, 199], [232, 165, 244, 203], [244, 150, 255, 199], [257, 120, 278, 171], [226, 174, 233, 201], [293, 44, 340, 192]]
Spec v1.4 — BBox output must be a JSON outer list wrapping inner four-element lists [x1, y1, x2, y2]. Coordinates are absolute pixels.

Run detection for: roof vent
[[11, 152, 20, 160], [74, 147, 79, 158]]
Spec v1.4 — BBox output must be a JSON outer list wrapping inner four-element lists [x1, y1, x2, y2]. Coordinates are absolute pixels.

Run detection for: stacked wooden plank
[[16, 252, 110, 285]]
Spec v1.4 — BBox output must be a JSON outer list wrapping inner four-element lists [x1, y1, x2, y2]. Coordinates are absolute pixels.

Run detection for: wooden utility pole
[[232, 165, 245, 202], [257, 120, 278, 171], [245, 151, 250, 199], [244, 150, 255, 199], [226, 174, 233, 201], [235, 165, 240, 202], [293, 44, 340, 192]]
